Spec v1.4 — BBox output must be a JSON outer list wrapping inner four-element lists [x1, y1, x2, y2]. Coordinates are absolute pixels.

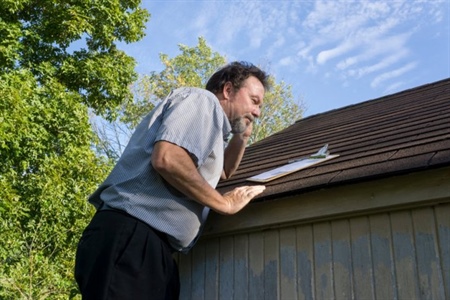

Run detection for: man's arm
[[151, 140, 265, 215], [221, 123, 252, 180]]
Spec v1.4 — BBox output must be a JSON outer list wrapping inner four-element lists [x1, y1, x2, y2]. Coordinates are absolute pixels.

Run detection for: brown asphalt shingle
[[217, 78, 450, 201]]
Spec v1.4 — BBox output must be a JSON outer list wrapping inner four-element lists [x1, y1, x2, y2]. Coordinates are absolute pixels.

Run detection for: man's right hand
[[222, 185, 266, 215]]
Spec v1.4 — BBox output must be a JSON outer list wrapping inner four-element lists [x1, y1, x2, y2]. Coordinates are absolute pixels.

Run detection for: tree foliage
[[1, 0, 149, 120], [0, 70, 109, 299], [95, 37, 303, 159], [251, 77, 304, 144], [0, 0, 149, 298]]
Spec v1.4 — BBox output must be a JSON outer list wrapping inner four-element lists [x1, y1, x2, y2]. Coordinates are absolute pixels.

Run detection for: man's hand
[[222, 185, 265, 215], [222, 121, 253, 179], [241, 121, 253, 139]]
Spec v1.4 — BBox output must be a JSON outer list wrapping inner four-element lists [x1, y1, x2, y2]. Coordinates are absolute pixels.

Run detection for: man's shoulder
[[169, 87, 219, 108], [172, 87, 216, 99]]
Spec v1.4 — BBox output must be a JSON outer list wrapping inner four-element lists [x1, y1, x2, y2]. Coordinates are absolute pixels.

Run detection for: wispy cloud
[[140, 0, 447, 95], [371, 61, 418, 88], [337, 32, 412, 71], [288, 0, 444, 91], [317, 40, 359, 65]]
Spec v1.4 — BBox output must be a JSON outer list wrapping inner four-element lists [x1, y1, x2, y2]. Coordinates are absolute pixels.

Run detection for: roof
[[217, 78, 450, 202]]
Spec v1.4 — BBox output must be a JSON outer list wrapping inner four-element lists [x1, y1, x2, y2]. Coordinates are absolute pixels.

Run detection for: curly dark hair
[[205, 61, 270, 95]]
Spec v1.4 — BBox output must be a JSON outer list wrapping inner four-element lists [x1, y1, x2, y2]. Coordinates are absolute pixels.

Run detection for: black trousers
[[75, 210, 180, 300]]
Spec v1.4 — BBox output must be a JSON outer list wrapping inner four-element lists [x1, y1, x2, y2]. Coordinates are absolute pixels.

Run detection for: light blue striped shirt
[[89, 87, 231, 252]]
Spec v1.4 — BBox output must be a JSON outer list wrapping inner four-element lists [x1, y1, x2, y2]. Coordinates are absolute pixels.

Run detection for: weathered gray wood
[[264, 230, 279, 299], [191, 241, 206, 300], [178, 252, 192, 300], [391, 210, 421, 299], [296, 224, 315, 300], [435, 202, 450, 300], [279, 227, 297, 299], [350, 216, 375, 299], [249, 231, 264, 300], [204, 167, 450, 238], [369, 213, 397, 300], [204, 238, 220, 300], [233, 234, 249, 300], [331, 219, 353, 300], [412, 207, 446, 299], [178, 167, 450, 300], [219, 236, 234, 299], [313, 222, 334, 300]]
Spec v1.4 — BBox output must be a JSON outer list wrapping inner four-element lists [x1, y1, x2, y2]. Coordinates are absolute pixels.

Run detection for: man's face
[[227, 76, 265, 134]]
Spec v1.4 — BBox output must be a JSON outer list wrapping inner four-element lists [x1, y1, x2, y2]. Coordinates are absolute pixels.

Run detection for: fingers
[[222, 185, 266, 215], [237, 184, 265, 192], [229, 185, 266, 200], [245, 185, 265, 197], [229, 185, 266, 203]]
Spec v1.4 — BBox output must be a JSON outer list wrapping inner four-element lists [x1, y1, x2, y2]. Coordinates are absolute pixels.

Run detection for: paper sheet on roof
[[247, 144, 339, 183]]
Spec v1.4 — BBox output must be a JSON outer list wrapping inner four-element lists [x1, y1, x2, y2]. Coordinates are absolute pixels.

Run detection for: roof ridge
[[297, 77, 450, 123]]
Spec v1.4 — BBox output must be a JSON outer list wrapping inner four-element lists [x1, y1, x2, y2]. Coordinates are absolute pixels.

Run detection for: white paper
[[247, 154, 339, 183]]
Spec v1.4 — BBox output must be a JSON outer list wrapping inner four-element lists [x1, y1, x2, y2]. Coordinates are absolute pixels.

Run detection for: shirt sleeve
[[155, 88, 224, 166]]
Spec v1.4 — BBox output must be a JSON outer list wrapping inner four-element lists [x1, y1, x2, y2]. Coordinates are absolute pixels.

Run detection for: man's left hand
[[241, 121, 253, 139]]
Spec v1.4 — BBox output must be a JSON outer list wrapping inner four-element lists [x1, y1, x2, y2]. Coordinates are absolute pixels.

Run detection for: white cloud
[[348, 49, 410, 78], [384, 81, 407, 94], [337, 31, 412, 70], [279, 56, 295, 66], [371, 62, 418, 88], [317, 40, 359, 65], [140, 0, 447, 96], [197, 1, 288, 53], [287, 0, 445, 90]]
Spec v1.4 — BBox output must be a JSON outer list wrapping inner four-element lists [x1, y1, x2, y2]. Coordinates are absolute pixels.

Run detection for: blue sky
[[119, 0, 449, 117]]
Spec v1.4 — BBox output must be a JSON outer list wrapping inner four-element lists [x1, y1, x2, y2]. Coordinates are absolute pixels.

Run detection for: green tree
[[1, 0, 149, 119], [95, 37, 303, 160], [0, 0, 149, 298], [251, 77, 304, 144]]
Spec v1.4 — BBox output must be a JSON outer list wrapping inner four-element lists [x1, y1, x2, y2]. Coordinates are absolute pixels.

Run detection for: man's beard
[[230, 115, 252, 134]]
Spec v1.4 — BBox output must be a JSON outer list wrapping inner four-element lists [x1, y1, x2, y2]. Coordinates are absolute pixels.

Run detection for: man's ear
[[222, 81, 234, 100]]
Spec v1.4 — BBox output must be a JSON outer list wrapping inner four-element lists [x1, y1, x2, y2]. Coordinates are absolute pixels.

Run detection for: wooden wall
[[176, 203, 450, 300]]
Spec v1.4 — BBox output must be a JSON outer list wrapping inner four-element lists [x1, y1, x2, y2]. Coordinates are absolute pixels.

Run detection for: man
[[75, 61, 269, 299]]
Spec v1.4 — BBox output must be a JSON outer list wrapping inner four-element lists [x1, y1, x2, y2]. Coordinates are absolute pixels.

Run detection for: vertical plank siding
[[391, 210, 421, 299], [279, 227, 297, 299], [264, 230, 280, 300], [191, 242, 206, 300], [178, 202, 450, 299], [313, 222, 334, 300], [296, 225, 314, 300], [219, 236, 234, 299], [349, 217, 375, 300], [435, 204, 450, 300], [331, 219, 353, 300], [233, 234, 249, 299], [369, 214, 397, 300], [412, 208, 447, 300], [204, 239, 220, 300], [248, 232, 264, 299]]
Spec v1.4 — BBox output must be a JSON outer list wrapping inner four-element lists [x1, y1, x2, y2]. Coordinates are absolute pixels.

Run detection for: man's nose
[[253, 106, 261, 118]]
